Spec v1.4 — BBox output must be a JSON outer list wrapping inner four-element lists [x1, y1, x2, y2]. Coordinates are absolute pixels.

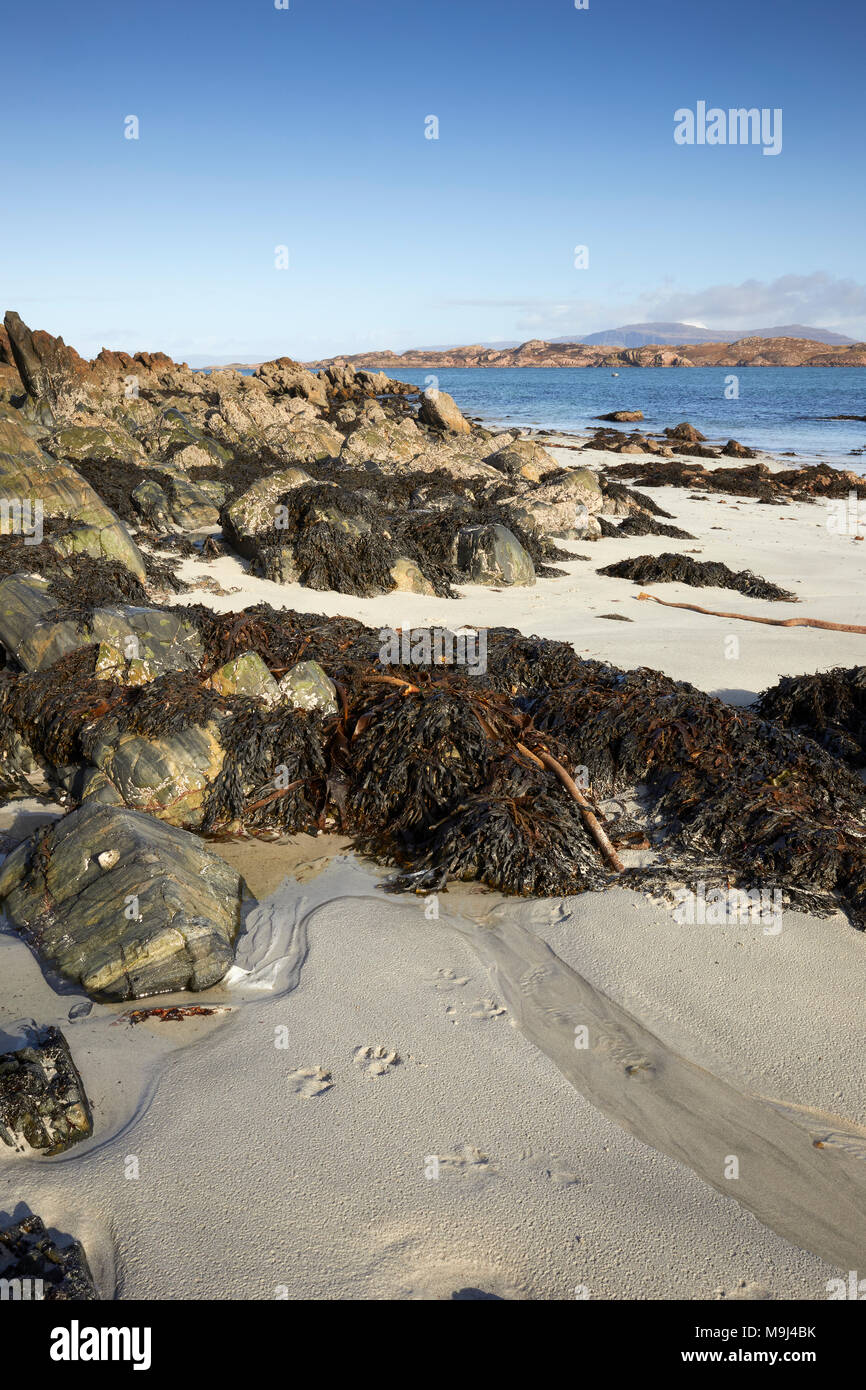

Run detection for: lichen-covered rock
[[159, 473, 220, 531], [453, 524, 536, 586], [0, 1025, 93, 1156], [0, 1215, 98, 1300], [532, 467, 603, 515], [506, 497, 595, 541], [222, 468, 313, 549], [486, 438, 559, 483], [390, 556, 436, 595], [255, 358, 329, 409], [418, 388, 471, 435], [208, 652, 280, 704], [88, 720, 226, 827], [94, 641, 160, 687], [0, 802, 245, 1000], [279, 660, 338, 713], [0, 579, 204, 674], [0, 416, 145, 579], [157, 406, 232, 463], [340, 417, 423, 468], [131, 477, 174, 531], [46, 422, 146, 467]]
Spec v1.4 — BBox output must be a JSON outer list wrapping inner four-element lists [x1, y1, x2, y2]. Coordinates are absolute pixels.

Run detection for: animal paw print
[[288, 1065, 334, 1099], [469, 998, 507, 1022], [431, 967, 469, 991], [353, 1044, 400, 1078]]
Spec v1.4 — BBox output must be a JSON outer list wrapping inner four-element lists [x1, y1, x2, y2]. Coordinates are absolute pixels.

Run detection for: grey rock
[[0, 415, 146, 579], [0, 576, 204, 674], [279, 660, 338, 714], [418, 388, 471, 435], [453, 524, 536, 586], [0, 802, 245, 1000]]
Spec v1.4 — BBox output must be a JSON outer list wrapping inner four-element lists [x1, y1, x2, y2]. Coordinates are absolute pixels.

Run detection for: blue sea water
[[384, 366, 866, 468]]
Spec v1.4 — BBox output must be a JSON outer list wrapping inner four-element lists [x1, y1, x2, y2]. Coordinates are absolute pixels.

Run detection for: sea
[[382, 366, 866, 469]]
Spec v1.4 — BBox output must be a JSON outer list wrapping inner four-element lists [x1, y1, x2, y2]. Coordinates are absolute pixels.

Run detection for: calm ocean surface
[[385, 366, 866, 468]]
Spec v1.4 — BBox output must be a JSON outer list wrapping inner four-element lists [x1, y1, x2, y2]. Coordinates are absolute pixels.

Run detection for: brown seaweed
[[597, 552, 796, 602]]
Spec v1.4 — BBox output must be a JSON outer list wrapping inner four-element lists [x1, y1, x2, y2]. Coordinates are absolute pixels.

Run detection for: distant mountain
[[556, 322, 856, 348]]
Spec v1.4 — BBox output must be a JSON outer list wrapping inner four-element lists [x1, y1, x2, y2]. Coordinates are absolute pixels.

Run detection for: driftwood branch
[[636, 591, 866, 635], [516, 741, 624, 873]]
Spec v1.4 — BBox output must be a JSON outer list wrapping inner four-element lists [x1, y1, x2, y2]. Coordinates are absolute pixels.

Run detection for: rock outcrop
[[0, 802, 246, 1000]]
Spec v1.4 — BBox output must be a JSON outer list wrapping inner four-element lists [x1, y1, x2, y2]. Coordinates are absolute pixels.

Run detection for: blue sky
[[2, 0, 864, 360]]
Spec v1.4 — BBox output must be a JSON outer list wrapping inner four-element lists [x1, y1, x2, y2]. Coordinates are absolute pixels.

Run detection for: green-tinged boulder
[[94, 640, 160, 686], [0, 802, 245, 1000], [208, 652, 280, 704], [159, 406, 232, 462], [46, 422, 146, 466], [160, 474, 220, 531], [0, 416, 146, 579], [131, 478, 174, 531], [88, 720, 225, 827], [0, 1025, 93, 1156], [453, 524, 536, 586], [222, 468, 313, 548], [485, 438, 559, 483], [0, 578, 204, 673], [279, 660, 338, 714]]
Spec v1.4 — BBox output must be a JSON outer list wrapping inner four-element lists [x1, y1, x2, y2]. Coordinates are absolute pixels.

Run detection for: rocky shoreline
[[1, 310, 865, 1296]]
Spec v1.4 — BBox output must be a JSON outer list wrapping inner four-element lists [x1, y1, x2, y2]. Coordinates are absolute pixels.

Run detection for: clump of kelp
[[754, 667, 866, 769], [224, 467, 571, 598], [0, 529, 149, 609], [598, 514, 695, 540], [0, 601, 865, 924], [604, 457, 866, 504], [597, 552, 796, 602]]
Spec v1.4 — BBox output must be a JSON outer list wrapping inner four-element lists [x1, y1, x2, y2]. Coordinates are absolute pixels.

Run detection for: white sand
[[2, 441, 865, 1300]]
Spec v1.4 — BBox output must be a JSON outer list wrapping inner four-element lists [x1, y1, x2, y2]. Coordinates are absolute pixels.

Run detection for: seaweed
[[754, 667, 866, 768], [597, 552, 796, 601], [604, 457, 866, 503], [2, 597, 866, 925], [225, 468, 572, 599], [598, 514, 695, 540]]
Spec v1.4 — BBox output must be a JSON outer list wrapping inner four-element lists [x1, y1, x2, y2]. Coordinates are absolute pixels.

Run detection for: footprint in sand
[[469, 998, 507, 1022], [713, 1280, 773, 1300], [430, 1144, 499, 1181], [430, 967, 470, 991], [353, 1045, 401, 1078], [288, 1065, 334, 1099]]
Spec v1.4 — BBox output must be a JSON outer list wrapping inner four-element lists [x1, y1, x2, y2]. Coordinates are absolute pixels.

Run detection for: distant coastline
[[302, 336, 866, 373], [196, 334, 866, 373]]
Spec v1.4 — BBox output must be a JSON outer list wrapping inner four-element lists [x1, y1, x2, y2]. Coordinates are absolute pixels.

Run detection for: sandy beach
[[2, 428, 864, 1302]]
